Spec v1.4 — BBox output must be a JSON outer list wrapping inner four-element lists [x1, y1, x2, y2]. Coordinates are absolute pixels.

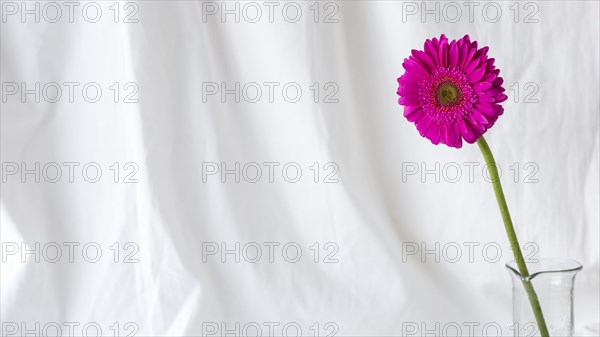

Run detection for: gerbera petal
[[399, 95, 421, 106], [467, 115, 486, 133], [403, 59, 430, 78], [459, 119, 477, 143], [485, 114, 499, 127], [441, 124, 450, 146], [427, 123, 442, 145], [465, 59, 481, 75], [404, 108, 423, 123], [469, 67, 486, 82], [404, 106, 423, 122], [431, 37, 440, 51], [398, 74, 420, 86], [408, 55, 427, 70], [473, 46, 489, 60], [412, 49, 435, 71], [449, 123, 461, 148], [482, 73, 497, 83], [475, 103, 497, 117], [472, 111, 489, 124], [438, 38, 448, 67], [457, 43, 468, 68], [477, 96, 495, 103], [474, 82, 492, 91], [494, 93, 508, 103], [479, 88, 500, 97], [397, 84, 419, 96], [424, 42, 439, 67], [449, 41, 458, 68], [462, 48, 476, 68], [440, 123, 460, 148], [404, 105, 420, 115], [494, 106, 504, 116], [416, 114, 433, 135], [455, 137, 463, 148]]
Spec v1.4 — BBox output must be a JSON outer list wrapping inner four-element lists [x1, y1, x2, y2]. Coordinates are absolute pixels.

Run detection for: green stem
[[476, 136, 549, 337]]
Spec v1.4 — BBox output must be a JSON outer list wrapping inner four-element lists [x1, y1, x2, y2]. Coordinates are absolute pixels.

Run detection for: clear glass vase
[[506, 258, 582, 337]]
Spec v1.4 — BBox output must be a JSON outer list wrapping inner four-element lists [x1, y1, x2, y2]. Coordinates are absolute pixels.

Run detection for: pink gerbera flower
[[397, 34, 508, 148]]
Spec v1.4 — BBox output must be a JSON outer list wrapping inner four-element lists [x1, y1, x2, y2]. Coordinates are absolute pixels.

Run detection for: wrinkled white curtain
[[1, 1, 599, 336]]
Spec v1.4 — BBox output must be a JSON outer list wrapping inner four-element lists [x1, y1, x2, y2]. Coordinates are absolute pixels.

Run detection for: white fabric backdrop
[[1, 1, 599, 336]]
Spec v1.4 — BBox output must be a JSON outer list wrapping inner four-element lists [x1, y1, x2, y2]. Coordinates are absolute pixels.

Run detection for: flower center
[[436, 81, 461, 106]]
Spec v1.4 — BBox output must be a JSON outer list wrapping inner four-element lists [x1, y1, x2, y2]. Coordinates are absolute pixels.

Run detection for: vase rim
[[505, 258, 583, 281]]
